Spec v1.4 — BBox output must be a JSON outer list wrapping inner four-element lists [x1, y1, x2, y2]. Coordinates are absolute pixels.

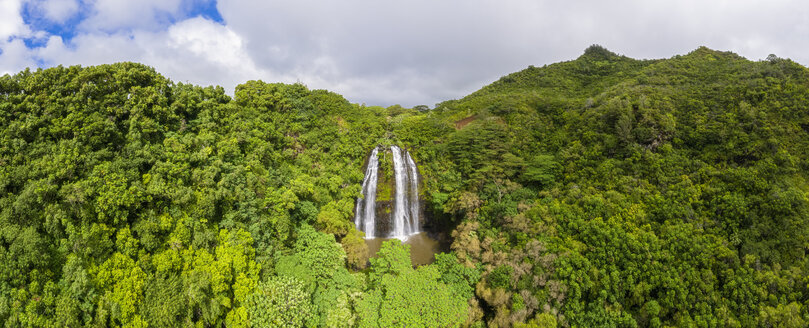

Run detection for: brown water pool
[[365, 232, 449, 266]]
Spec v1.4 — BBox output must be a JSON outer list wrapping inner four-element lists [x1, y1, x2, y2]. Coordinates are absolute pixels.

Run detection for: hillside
[[2, 46, 809, 327], [393, 45, 809, 327]]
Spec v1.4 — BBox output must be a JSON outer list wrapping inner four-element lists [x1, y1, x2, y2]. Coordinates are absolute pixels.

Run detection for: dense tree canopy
[[2, 46, 809, 327], [403, 46, 809, 327]]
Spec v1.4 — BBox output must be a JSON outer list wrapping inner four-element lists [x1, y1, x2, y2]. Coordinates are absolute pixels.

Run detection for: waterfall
[[405, 152, 420, 236], [355, 146, 420, 240], [391, 146, 420, 239], [391, 146, 409, 239], [354, 147, 379, 238]]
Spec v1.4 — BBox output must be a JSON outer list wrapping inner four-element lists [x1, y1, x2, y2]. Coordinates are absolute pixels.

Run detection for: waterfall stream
[[354, 147, 379, 238], [406, 152, 420, 235], [354, 146, 420, 240]]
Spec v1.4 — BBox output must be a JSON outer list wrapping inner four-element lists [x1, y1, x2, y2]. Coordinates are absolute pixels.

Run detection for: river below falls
[[365, 232, 449, 266]]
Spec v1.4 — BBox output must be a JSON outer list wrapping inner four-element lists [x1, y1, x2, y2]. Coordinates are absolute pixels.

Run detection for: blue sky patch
[[184, 0, 224, 24], [19, 0, 223, 47], [21, 1, 90, 42]]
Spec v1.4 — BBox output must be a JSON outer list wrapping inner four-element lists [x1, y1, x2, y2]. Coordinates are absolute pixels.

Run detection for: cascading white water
[[405, 152, 420, 236], [391, 146, 410, 239], [355, 146, 420, 240], [354, 147, 379, 238]]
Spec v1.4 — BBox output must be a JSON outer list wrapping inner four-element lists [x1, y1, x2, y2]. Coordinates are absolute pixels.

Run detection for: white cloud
[[32, 0, 80, 23], [0, 0, 29, 40], [3, 0, 809, 105], [35, 17, 273, 93], [215, 0, 559, 105], [79, 0, 183, 32], [0, 0, 34, 76], [167, 17, 252, 71], [151, 17, 275, 88], [37, 33, 143, 65], [0, 38, 36, 75], [214, 0, 809, 106]]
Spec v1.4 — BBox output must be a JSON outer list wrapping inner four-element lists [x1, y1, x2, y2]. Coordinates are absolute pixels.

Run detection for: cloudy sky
[[1, 0, 807, 106]]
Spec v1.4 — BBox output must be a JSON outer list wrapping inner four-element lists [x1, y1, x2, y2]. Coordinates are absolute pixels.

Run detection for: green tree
[[359, 241, 468, 327], [247, 276, 316, 327]]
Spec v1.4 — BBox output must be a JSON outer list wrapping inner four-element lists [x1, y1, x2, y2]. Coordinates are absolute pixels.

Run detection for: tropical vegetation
[[2, 45, 809, 327]]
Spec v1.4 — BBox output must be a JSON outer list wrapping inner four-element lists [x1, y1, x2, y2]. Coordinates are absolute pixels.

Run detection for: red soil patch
[[454, 115, 477, 129]]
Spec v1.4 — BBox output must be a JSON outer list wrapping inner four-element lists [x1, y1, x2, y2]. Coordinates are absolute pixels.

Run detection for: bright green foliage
[[0, 63, 385, 326], [367, 240, 412, 287], [141, 226, 260, 327], [359, 241, 468, 328], [275, 225, 364, 327], [282, 224, 348, 285], [141, 274, 186, 327], [247, 276, 316, 327], [514, 313, 558, 328], [93, 253, 148, 327], [758, 302, 806, 328], [315, 200, 355, 236], [115, 226, 140, 258], [313, 287, 359, 328]]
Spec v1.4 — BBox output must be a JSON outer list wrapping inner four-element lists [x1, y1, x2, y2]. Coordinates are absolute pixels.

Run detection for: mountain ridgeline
[[1, 46, 809, 327]]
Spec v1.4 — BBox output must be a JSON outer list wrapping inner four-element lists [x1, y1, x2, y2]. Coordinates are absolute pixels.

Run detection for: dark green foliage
[[395, 46, 809, 327], [434, 252, 481, 300], [487, 265, 514, 289], [521, 154, 561, 188]]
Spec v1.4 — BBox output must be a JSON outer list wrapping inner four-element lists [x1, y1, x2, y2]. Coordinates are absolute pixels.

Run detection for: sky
[[1, 0, 807, 107]]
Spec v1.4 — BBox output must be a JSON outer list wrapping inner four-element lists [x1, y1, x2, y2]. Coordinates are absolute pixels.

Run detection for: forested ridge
[[2, 46, 809, 327]]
